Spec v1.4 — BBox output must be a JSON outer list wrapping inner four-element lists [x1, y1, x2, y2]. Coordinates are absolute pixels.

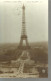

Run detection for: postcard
[[0, 0, 48, 78]]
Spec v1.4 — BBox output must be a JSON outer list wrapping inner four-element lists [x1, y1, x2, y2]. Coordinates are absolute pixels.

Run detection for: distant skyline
[[0, 0, 48, 43]]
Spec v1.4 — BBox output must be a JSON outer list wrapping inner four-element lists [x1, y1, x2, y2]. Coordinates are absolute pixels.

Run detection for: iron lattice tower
[[18, 5, 30, 50]]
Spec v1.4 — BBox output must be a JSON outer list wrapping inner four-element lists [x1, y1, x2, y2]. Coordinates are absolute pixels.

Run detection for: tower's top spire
[[22, 4, 25, 9], [21, 4, 26, 36]]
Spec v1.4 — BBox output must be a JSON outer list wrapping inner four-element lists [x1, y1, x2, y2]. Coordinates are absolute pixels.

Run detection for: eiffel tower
[[18, 5, 31, 50]]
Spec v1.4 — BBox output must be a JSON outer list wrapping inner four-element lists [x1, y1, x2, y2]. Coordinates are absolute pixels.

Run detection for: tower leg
[[18, 37, 31, 50]]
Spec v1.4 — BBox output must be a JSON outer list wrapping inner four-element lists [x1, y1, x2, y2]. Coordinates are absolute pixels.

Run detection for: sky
[[0, 0, 48, 43]]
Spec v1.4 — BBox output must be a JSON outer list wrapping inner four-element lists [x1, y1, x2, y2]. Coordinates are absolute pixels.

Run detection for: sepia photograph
[[0, 0, 48, 78]]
